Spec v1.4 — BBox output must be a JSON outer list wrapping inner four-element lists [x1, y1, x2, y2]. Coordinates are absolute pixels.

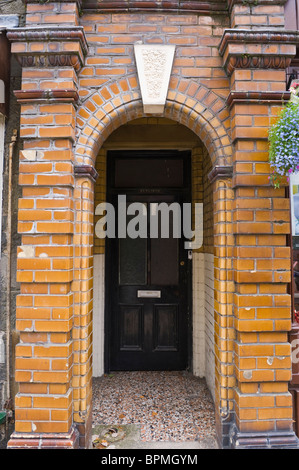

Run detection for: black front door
[[105, 151, 191, 371]]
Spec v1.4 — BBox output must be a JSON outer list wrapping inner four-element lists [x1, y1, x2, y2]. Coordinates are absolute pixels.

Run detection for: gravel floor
[[92, 371, 217, 444]]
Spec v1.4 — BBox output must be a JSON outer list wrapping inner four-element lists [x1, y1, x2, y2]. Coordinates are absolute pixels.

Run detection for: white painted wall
[[92, 254, 105, 377], [192, 252, 215, 400]]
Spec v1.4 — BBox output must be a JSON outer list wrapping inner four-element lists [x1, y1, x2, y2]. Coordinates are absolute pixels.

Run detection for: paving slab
[[92, 424, 218, 449]]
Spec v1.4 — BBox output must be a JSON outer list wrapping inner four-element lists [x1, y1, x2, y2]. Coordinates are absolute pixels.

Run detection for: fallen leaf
[[95, 442, 108, 449]]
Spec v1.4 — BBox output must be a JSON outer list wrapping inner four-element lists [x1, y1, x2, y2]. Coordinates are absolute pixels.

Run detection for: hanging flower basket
[[268, 82, 299, 188]]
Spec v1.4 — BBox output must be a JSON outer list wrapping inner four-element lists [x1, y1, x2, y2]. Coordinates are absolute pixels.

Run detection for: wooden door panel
[[119, 305, 144, 351], [153, 305, 178, 351]]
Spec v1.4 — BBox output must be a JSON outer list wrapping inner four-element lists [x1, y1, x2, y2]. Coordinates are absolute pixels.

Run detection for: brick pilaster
[[219, 27, 299, 448], [72, 167, 98, 449], [7, 0, 88, 449], [208, 169, 235, 448]]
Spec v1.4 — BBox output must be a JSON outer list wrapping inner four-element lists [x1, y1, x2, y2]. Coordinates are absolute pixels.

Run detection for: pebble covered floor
[[92, 371, 217, 442]]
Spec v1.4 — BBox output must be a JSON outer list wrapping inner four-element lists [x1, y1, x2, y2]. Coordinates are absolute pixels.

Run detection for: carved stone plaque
[[134, 44, 175, 114]]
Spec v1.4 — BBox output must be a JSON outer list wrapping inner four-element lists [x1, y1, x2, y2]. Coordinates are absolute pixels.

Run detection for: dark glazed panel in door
[[115, 158, 184, 188], [119, 236, 147, 285]]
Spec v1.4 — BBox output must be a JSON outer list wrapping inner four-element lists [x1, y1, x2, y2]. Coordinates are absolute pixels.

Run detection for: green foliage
[[268, 85, 299, 188]]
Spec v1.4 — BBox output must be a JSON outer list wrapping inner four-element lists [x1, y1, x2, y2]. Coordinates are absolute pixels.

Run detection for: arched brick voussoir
[[164, 99, 230, 166], [75, 76, 233, 167], [76, 97, 144, 166]]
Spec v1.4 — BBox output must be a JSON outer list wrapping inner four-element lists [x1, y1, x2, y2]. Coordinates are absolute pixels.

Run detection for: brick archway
[[75, 75, 233, 169], [8, 58, 236, 447], [73, 78, 235, 448]]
